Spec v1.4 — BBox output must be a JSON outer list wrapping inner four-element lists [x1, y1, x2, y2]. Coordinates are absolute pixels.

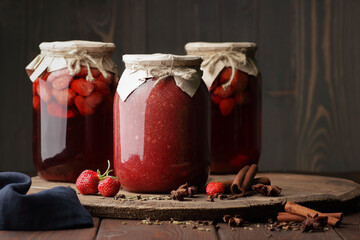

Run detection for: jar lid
[[123, 54, 202, 67], [40, 40, 115, 56], [185, 42, 257, 55]]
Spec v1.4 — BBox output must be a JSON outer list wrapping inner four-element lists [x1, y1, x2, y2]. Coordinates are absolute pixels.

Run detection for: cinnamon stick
[[284, 202, 341, 226], [278, 212, 343, 222], [230, 164, 258, 196], [218, 180, 233, 193], [277, 212, 306, 222], [219, 177, 270, 194]]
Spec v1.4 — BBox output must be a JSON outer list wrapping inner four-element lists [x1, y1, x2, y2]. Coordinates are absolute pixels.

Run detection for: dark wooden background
[[0, 0, 359, 174]]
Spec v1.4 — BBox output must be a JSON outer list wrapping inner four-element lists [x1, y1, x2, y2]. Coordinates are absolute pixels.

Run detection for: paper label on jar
[[117, 68, 148, 101], [200, 52, 259, 89], [117, 67, 201, 102]]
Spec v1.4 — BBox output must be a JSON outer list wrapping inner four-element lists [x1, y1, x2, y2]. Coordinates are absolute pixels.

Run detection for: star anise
[[170, 183, 197, 201], [171, 188, 188, 201], [187, 186, 198, 197], [301, 214, 328, 232], [223, 215, 244, 227], [252, 184, 282, 196]]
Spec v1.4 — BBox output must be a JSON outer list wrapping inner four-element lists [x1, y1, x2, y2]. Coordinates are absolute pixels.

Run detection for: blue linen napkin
[[0, 172, 93, 230]]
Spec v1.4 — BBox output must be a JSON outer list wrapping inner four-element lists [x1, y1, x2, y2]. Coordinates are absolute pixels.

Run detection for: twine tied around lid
[[126, 63, 198, 86], [67, 49, 109, 81], [201, 51, 247, 90]]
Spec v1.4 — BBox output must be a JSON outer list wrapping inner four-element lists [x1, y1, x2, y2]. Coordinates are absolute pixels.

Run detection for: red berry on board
[[98, 177, 121, 197], [76, 170, 100, 195], [206, 182, 225, 196], [76, 160, 118, 196]]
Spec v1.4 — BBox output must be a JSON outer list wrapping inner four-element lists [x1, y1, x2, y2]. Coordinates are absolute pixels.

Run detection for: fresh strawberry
[[213, 85, 235, 98], [74, 95, 95, 116], [76, 160, 119, 196], [36, 79, 51, 103], [52, 88, 77, 106], [85, 92, 103, 109], [76, 66, 101, 79], [93, 79, 110, 96], [76, 170, 100, 195], [33, 96, 40, 111], [98, 177, 120, 197], [71, 78, 95, 96], [219, 98, 235, 116], [206, 182, 225, 196], [52, 75, 73, 89]]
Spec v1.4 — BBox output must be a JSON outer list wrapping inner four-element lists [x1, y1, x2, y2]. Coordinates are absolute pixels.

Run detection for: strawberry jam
[[114, 77, 211, 193], [32, 68, 116, 182]]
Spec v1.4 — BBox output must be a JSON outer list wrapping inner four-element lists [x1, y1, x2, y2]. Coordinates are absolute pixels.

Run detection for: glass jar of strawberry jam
[[26, 41, 118, 182], [185, 42, 261, 174], [114, 54, 211, 193]]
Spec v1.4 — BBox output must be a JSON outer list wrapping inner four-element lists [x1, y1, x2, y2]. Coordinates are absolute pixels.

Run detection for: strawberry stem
[[97, 160, 117, 180]]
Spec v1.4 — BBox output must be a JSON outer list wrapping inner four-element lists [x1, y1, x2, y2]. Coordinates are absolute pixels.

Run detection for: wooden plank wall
[[0, 0, 359, 173]]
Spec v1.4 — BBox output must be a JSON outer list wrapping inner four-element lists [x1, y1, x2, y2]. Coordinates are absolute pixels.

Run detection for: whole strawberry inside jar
[[185, 42, 261, 174], [114, 54, 211, 193], [26, 41, 118, 182]]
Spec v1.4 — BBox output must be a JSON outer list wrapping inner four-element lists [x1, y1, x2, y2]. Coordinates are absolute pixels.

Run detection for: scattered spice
[[265, 221, 302, 231], [223, 215, 244, 227], [252, 184, 282, 196], [301, 214, 328, 232]]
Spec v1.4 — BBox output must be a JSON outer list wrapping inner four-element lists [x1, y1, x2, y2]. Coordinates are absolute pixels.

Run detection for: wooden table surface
[[1, 172, 359, 240]]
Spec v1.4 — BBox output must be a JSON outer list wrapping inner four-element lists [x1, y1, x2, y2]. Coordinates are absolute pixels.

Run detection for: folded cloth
[[0, 172, 93, 230]]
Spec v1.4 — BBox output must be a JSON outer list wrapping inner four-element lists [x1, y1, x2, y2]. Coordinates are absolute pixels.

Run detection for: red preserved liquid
[[114, 78, 211, 193], [33, 67, 116, 182], [210, 68, 261, 173]]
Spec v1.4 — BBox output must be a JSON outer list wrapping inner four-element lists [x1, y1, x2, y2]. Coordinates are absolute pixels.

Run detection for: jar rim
[[185, 42, 257, 54], [123, 54, 202, 67], [39, 40, 115, 55]]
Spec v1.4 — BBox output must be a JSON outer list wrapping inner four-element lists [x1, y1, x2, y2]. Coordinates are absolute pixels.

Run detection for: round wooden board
[[29, 173, 360, 220]]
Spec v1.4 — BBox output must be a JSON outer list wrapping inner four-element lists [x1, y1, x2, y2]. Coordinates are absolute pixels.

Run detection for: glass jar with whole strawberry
[[114, 54, 211, 193], [26, 41, 118, 182], [185, 42, 261, 174]]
